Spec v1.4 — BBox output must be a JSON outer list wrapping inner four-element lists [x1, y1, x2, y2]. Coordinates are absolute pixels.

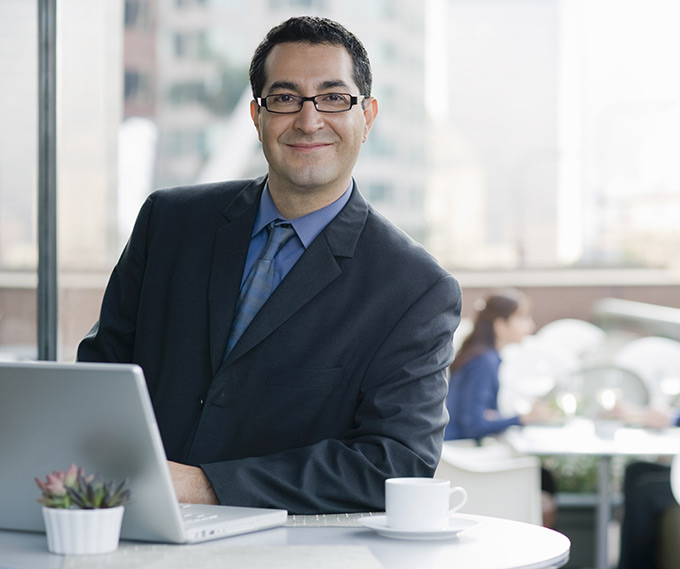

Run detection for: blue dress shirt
[[240, 182, 353, 289], [444, 348, 521, 440]]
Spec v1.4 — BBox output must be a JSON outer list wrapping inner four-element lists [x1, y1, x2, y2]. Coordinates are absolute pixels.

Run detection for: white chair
[[548, 364, 649, 419], [498, 335, 579, 416], [535, 318, 606, 360], [580, 329, 641, 367], [435, 439, 543, 525], [671, 455, 680, 504], [453, 317, 473, 353], [612, 336, 680, 405]]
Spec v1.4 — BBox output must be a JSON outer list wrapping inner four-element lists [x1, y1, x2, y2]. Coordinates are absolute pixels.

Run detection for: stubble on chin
[[267, 166, 352, 218]]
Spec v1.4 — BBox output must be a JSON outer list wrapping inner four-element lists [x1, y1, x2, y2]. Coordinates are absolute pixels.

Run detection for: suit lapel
[[223, 233, 341, 364], [222, 183, 370, 366], [208, 178, 263, 373]]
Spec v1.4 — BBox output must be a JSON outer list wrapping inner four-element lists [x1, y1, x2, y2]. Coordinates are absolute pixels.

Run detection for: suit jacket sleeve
[[77, 196, 150, 364]]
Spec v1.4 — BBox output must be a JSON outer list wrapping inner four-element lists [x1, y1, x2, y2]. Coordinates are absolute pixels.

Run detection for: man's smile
[[285, 141, 333, 152]]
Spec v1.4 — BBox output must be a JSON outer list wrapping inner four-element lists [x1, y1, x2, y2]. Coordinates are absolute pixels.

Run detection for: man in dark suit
[[78, 16, 461, 514]]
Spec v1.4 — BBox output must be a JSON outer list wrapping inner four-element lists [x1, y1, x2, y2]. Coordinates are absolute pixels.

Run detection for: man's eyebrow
[[267, 81, 298, 93], [265, 79, 352, 93], [319, 80, 351, 90]]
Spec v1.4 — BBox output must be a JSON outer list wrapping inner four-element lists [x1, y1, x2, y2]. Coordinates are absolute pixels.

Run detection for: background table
[[504, 418, 680, 569], [0, 513, 569, 569]]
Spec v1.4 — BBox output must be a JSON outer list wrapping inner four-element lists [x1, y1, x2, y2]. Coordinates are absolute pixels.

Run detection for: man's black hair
[[249, 16, 372, 99]]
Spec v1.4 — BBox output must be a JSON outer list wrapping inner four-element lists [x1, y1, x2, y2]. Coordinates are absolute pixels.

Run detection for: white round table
[[0, 513, 569, 569], [505, 419, 680, 569]]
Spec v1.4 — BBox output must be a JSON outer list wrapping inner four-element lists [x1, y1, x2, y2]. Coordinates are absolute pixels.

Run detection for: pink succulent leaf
[[63, 464, 80, 487], [35, 478, 46, 495], [45, 473, 66, 494]]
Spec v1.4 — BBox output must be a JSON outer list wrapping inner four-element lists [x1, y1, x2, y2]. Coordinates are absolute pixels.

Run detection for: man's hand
[[167, 460, 219, 504]]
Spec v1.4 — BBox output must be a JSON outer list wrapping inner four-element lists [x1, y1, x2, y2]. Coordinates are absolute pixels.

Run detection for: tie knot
[[261, 222, 295, 261]]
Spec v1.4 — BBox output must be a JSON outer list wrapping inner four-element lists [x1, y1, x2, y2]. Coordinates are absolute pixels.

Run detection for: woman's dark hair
[[249, 16, 373, 99], [450, 288, 525, 373]]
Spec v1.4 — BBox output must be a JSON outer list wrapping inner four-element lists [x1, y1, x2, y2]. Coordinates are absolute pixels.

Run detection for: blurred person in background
[[614, 403, 680, 569], [444, 288, 559, 526], [445, 288, 555, 440]]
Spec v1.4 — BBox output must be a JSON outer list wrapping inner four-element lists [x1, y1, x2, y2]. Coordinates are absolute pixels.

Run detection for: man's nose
[[293, 100, 324, 131]]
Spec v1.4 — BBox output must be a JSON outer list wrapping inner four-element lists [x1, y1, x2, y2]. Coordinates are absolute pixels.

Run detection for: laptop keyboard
[[182, 513, 220, 525], [178, 504, 382, 527], [178, 504, 221, 525], [285, 512, 382, 527]]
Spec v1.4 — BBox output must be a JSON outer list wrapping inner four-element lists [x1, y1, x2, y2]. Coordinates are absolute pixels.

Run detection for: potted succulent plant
[[36, 463, 131, 555]]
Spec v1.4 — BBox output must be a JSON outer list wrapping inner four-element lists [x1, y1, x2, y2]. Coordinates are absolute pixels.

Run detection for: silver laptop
[[0, 361, 287, 543]]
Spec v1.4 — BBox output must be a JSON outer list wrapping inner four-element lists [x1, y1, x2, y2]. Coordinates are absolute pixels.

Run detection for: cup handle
[[448, 486, 468, 514]]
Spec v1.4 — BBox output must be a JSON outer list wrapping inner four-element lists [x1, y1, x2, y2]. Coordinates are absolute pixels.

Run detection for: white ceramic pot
[[42, 506, 124, 555]]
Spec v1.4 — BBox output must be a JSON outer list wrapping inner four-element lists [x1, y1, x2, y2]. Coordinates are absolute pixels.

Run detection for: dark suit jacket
[[78, 176, 462, 514]]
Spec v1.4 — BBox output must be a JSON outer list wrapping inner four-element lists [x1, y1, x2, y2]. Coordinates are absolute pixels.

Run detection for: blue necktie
[[224, 221, 296, 358]]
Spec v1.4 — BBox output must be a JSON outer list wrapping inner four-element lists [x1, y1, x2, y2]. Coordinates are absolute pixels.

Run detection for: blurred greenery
[[541, 455, 630, 493]]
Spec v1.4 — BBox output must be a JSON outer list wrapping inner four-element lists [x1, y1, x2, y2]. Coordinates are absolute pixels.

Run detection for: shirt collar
[[253, 182, 353, 248]]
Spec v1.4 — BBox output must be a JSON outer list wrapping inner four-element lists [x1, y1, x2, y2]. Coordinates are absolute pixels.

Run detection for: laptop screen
[[0, 361, 286, 543]]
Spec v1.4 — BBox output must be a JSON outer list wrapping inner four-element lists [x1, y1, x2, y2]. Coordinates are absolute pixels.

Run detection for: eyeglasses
[[257, 93, 364, 114]]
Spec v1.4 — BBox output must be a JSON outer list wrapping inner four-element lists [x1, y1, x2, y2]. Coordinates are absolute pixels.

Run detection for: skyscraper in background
[[3, 0, 680, 360], [3, 0, 680, 277]]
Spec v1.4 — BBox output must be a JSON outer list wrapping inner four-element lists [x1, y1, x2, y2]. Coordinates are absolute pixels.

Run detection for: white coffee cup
[[385, 477, 468, 531]]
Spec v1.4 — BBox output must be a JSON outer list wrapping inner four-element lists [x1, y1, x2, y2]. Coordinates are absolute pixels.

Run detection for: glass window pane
[[50, 0, 680, 362], [0, 0, 38, 361], [58, 0, 124, 360]]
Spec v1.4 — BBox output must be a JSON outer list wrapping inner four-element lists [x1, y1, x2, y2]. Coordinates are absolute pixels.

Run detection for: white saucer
[[358, 515, 479, 540]]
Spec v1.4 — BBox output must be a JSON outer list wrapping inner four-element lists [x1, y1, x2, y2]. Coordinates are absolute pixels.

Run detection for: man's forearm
[[168, 460, 219, 504]]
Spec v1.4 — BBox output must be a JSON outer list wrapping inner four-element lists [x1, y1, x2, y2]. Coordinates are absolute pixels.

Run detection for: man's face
[[251, 42, 377, 210]]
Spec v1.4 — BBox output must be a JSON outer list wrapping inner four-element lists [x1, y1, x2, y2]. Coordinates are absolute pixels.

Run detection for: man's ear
[[250, 99, 263, 142], [361, 97, 379, 143]]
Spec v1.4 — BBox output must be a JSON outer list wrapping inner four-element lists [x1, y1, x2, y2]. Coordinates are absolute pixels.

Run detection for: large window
[[2, 0, 680, 361], [427, 0, 680, 271], [0, 0, 38, 360]]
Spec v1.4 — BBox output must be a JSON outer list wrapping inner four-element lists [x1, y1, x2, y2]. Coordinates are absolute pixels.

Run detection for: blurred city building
[[1, 0, 680, 361], [428, 0, 560, 269], [122, 0, 429, 243]]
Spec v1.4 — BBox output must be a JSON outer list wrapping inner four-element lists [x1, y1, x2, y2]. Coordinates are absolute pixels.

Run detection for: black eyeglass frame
[[256, 93, 365, 114]]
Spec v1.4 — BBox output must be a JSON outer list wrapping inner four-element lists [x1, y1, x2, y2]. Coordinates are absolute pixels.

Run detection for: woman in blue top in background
[[444, 288, 558, 526], [444, 289, 557, 527], [445, 288, 553, 440]]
